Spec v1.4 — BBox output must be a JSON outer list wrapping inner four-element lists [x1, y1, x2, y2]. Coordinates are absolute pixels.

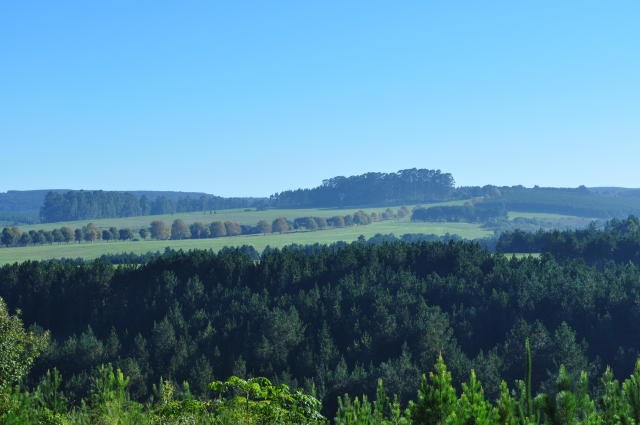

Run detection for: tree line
[[411, 204, 507, 223], [1, 223, 139, 247], [146, 210, 384, 241], [2, 208, 409, 248]]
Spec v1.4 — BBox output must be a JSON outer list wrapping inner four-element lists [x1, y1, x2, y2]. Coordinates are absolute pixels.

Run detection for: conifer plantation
[[2, 219, 640, 422]]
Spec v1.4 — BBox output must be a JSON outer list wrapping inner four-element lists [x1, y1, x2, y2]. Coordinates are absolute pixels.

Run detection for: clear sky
[[1, 1, 639, 196]]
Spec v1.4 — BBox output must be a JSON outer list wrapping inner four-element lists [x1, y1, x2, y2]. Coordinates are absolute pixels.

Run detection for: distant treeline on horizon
[[39, 191, 266, 223], [4, 168, 640, 224]]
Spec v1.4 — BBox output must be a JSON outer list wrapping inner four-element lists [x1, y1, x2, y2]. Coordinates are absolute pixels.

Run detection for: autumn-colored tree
[[150, 220, 170, 240], [272, 217, 290, 233]]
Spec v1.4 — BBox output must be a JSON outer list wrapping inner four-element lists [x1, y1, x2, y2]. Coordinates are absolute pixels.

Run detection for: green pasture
[[17, 200, 468, 231], [0, 220, 490, 264]]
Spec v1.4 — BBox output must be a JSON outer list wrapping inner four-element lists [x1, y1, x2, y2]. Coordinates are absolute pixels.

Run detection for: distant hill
[[482, 186, 640, 218], [4, 168, 640, 224], [0, 190, 68, 213], [0, 189, 266, 224], [0, 189, 213, 214], [38, 191, 267, 223], [270, 168, 458, 207], [0, 190, 70, 224]]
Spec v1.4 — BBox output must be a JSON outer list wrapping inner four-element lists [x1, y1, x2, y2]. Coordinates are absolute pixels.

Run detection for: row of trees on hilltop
[[141, 209, 392, 240], [271, 168, 456, 208], [39, 191, 264, 223], [3, 208, 411, 247]]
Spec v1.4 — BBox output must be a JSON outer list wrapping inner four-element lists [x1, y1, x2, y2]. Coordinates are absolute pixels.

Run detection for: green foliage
[[497, 381, 518, 425], [7, 235, 640, 421], [39, 190, 262, 223], [273, 169, 455, 208], [335, 379, 409, 425], [622, 360, 640, 424], [35, 369, 68, 416], [448, 369, 498, 425], [597, 367, 631, 425], [409, 355, 457, 424], [0, 297, 48, 410], [208, 376, 325, 424], [507, 339, 541, 425], [170, 219, 191, 240], [535, 366, 600, 425], [10, 350, 640, 424]]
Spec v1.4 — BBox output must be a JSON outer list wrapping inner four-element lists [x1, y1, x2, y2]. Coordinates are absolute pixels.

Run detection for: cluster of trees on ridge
[[271, 169, 457, 208], [1, 208, 409, 248], [3, 216, 640, 419]]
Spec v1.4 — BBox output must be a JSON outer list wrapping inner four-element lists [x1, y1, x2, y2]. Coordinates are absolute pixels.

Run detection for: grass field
[[0, 201, 590, 264], [0, 220, 491, 264], [18, 200, 469, 232], [507, 211, 592, 221]]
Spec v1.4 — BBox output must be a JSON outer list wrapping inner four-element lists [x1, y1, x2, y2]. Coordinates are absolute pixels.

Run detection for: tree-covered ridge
[[271, 169, 456, 208], [497, 215, 640, 265], [483, 186, 640, 219], [39, 190, 265, 223], [10, 169, 640, 225]]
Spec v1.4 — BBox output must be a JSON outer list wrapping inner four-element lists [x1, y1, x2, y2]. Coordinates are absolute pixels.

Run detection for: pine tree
[[409, 354, 457, 424]]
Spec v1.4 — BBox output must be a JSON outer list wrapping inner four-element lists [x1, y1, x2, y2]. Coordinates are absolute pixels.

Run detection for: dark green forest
[[497, 215, 640, 265], [483, 186, 640, 219], [270, 169, 457, 208], [3, 218, 640, 422]]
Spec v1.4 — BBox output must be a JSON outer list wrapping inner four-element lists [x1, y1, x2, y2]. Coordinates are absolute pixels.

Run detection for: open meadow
[[18, 200, 469, 231]]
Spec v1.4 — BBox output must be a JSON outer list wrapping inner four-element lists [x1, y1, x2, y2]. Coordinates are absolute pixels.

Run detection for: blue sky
[[1, 1, 638, 196]]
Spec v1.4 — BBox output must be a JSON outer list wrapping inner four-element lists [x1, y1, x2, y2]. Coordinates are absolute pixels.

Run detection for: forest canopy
[[3, 217, 640, 419]]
